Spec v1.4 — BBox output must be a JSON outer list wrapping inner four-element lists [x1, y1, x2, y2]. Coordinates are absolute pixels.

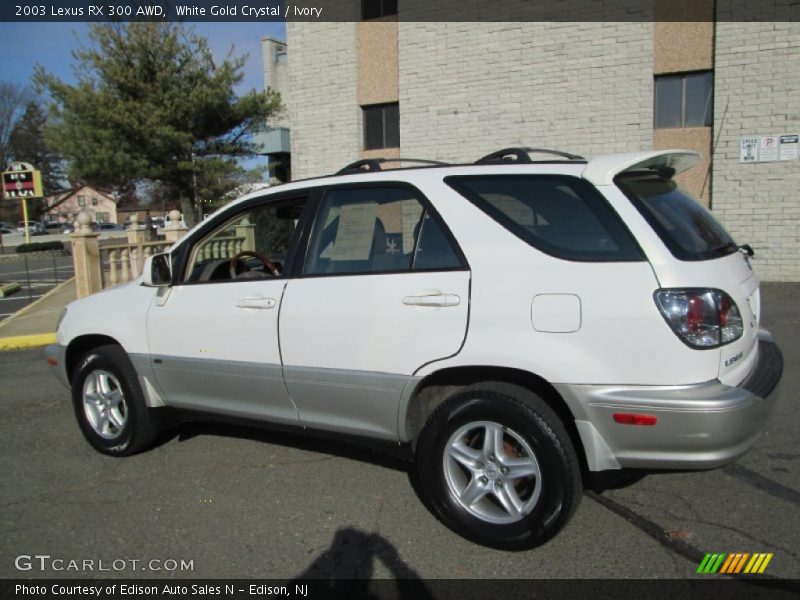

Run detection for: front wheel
[[71, 344, 158, 456], [415, 383, 582, 550]]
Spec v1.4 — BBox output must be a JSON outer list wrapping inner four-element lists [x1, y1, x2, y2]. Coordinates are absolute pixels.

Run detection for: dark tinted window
[[655, 71, 713, 128], [363, 103, 399, 150], [304, 187, 463, 275], [362, 0, 397, 19], [446, 175, 644, 262], [616, 174, 737, 261]]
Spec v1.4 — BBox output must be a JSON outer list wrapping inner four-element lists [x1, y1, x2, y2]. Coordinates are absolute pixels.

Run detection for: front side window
[[184, 197, 307, 283], [655, 71, 713, 128], [304, 186, 462, 275], [363, 103, 399, 150], [616, 174, 737, 261], [446, 175, 644, 262]]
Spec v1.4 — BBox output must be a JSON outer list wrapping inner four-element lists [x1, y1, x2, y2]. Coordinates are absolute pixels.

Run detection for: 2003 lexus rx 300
[[47, 148, 783, 549]]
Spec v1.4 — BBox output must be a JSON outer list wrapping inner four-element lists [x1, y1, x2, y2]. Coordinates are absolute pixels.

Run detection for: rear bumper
[[558, 330, 783, 471]]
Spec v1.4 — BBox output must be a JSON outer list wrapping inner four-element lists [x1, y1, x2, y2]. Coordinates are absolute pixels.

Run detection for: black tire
[[415, 382, 582, 550], [71, 344, 158, 456]]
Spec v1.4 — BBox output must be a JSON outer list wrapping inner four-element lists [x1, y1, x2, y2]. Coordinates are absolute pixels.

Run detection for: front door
[[279, 184, 471, 440], [147, 196, 308, 423]]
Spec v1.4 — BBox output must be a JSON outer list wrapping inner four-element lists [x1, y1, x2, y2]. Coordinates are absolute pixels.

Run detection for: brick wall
[[286, 23, 359, 179], [711, 18, 800, 281], [397, 22, 655, 163]]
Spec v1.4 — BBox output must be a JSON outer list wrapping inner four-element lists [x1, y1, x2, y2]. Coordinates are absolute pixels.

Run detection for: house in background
[[44, 185, 117, 225]]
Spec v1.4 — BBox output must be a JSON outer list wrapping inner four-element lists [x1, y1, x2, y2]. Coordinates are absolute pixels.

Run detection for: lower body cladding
[[558, 330, 783, 471]]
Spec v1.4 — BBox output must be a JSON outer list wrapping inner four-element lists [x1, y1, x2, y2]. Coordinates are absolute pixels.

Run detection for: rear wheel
[[71, 344, 158, 456], [415, 382, 582, 549]]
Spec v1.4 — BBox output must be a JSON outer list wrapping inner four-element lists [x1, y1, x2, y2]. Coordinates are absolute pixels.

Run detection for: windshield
[[615, 174, 738, 261]]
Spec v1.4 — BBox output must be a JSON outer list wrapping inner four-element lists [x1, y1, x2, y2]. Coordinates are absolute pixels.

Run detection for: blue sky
[[0, 21, 286, 94]]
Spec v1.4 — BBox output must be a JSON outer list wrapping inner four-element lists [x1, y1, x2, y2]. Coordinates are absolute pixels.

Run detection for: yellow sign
[[2, 162, 43, 199]]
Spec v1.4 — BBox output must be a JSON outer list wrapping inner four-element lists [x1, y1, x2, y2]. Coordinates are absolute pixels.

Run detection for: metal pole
[[52, 252, 58, 284], [21, 197, 31, 245]]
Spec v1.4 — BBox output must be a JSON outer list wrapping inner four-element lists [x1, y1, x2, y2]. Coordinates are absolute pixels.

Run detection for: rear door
[[279, 183, 470, 440]]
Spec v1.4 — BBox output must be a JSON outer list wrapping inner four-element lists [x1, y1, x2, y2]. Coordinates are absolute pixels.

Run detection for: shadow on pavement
[[291, 527, 434, 598]]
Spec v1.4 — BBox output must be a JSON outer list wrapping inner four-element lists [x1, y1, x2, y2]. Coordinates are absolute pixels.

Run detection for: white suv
[[47, 148, 783, 549]]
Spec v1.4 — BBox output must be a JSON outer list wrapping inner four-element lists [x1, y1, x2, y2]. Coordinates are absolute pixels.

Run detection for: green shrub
[[15, 241, 65, 254]]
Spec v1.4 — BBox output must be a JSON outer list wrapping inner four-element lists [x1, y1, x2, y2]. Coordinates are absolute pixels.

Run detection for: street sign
[[2, 162, 43, 199]]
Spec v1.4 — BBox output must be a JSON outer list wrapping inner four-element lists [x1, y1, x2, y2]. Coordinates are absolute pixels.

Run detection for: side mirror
[[143, 253, 172, 287]]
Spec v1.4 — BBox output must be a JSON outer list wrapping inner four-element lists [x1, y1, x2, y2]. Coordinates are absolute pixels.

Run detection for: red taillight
[[719, 294, 730, 327], [654, 289, 744, 348], [686, 296, 703, 332], [613, 413, 658, 426]]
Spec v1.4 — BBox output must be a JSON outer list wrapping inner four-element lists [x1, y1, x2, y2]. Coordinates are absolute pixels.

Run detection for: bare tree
[[0, 81, 30, 170]]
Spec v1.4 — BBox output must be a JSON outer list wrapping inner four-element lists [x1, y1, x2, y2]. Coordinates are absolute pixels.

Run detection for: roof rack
[[476, 147, 585, 164], [335, 157, 449, 175]]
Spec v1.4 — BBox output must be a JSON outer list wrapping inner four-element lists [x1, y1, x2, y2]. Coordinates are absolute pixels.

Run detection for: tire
[[415, 382, 582, 550], [71, 344, 158, 456]]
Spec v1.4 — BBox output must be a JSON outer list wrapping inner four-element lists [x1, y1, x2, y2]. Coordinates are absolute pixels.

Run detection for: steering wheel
[[229, 250, 280, 279]]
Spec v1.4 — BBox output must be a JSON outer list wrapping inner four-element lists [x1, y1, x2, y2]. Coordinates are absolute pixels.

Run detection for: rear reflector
[[613, 413, 657, 426]]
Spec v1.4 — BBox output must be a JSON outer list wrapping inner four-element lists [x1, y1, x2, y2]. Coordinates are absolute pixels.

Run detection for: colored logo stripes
[[697, 552, 773, 574]]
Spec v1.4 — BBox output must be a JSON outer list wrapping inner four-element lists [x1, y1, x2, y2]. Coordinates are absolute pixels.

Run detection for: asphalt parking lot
[[0, 255, 74, 321], [0, 283, 797, 583]]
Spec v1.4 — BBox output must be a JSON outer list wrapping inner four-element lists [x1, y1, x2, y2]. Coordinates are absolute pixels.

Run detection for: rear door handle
[[402, 292, 460, 308], [236, 295, 276, 310]]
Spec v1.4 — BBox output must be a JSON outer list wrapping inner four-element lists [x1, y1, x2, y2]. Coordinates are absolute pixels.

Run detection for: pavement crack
[[723, 464, 800, 506]]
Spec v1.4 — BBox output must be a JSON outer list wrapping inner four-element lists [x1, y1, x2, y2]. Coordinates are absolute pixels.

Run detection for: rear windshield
[[445, 175, 643, 262], [616, 174, 738, 261]]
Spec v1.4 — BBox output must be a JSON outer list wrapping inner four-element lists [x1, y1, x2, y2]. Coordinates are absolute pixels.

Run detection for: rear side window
[[446, 175, 644, 261], [616, 174, 737, 261]]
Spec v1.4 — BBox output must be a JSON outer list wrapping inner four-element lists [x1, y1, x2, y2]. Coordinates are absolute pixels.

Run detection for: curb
[[0, 332, 56, 350], [0, 276, 75, 334], [0, 282, 21, 298]]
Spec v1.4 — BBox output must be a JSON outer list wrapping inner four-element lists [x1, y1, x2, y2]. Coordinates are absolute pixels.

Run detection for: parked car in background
[[47, 148, 783, 550], [98, 222, 125, 231], [44, 222, 63, 232], [16, 221, 46, 235], [0, 221, 14, 234]]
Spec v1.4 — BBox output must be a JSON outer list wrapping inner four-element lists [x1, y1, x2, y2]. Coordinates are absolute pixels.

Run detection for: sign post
[[2, 162, 43, 245]]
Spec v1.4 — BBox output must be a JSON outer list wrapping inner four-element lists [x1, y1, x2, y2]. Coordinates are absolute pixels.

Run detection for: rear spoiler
[[581, 150, 701, 186]]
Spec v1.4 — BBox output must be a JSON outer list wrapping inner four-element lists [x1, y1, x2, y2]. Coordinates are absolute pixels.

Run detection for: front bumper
[[44, 343, 70, 389], [558, 330, 783, 471]]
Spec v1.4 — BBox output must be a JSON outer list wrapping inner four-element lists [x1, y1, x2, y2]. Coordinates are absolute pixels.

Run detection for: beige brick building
[[282, 1, 799, 280]]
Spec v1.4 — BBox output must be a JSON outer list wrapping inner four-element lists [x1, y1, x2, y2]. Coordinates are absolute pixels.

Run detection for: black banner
[[3, 579, 800, 600], [0, 0, 798, 22]]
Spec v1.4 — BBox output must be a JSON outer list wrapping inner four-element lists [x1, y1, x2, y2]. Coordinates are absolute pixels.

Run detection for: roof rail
[[476, 147, 585, 164], [335, 157, 449, 175]]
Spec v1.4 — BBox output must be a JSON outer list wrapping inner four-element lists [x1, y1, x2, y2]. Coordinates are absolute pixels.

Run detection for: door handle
[[402, 292, 460, 308], [235, 295, 276, 310]]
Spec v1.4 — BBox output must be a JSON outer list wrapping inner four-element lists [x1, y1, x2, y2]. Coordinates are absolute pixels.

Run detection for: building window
[[654, 71, 713, 128], [77, 195, 85, 207], [361, 0, 397, 19], [91, 197, 98, 206], [363, 103, 399, 150], [96, 212, 109, 223]]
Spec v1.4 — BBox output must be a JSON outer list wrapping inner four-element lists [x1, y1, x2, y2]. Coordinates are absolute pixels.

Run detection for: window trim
[[362, 102, 400, 151], [445, 174, 646, 263], [294, 181, 469, 280], [654, 70, 713, 129]]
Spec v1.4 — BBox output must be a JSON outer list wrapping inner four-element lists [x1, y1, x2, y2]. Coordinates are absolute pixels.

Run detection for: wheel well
[[65, 335, 122, 384], [406, 366, 588, 472]]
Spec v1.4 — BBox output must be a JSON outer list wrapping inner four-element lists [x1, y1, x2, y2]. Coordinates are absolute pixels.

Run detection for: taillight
[[654, 289, 744, 349]]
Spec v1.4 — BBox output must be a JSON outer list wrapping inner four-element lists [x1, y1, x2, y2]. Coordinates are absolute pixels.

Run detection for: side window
[[446, 175, 644, 262], [184, 197, 306, 283], [304, 187, 462, 275]]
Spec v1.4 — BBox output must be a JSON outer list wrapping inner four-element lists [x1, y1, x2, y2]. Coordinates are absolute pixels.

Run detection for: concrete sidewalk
[[0, 278, 75, 350]]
